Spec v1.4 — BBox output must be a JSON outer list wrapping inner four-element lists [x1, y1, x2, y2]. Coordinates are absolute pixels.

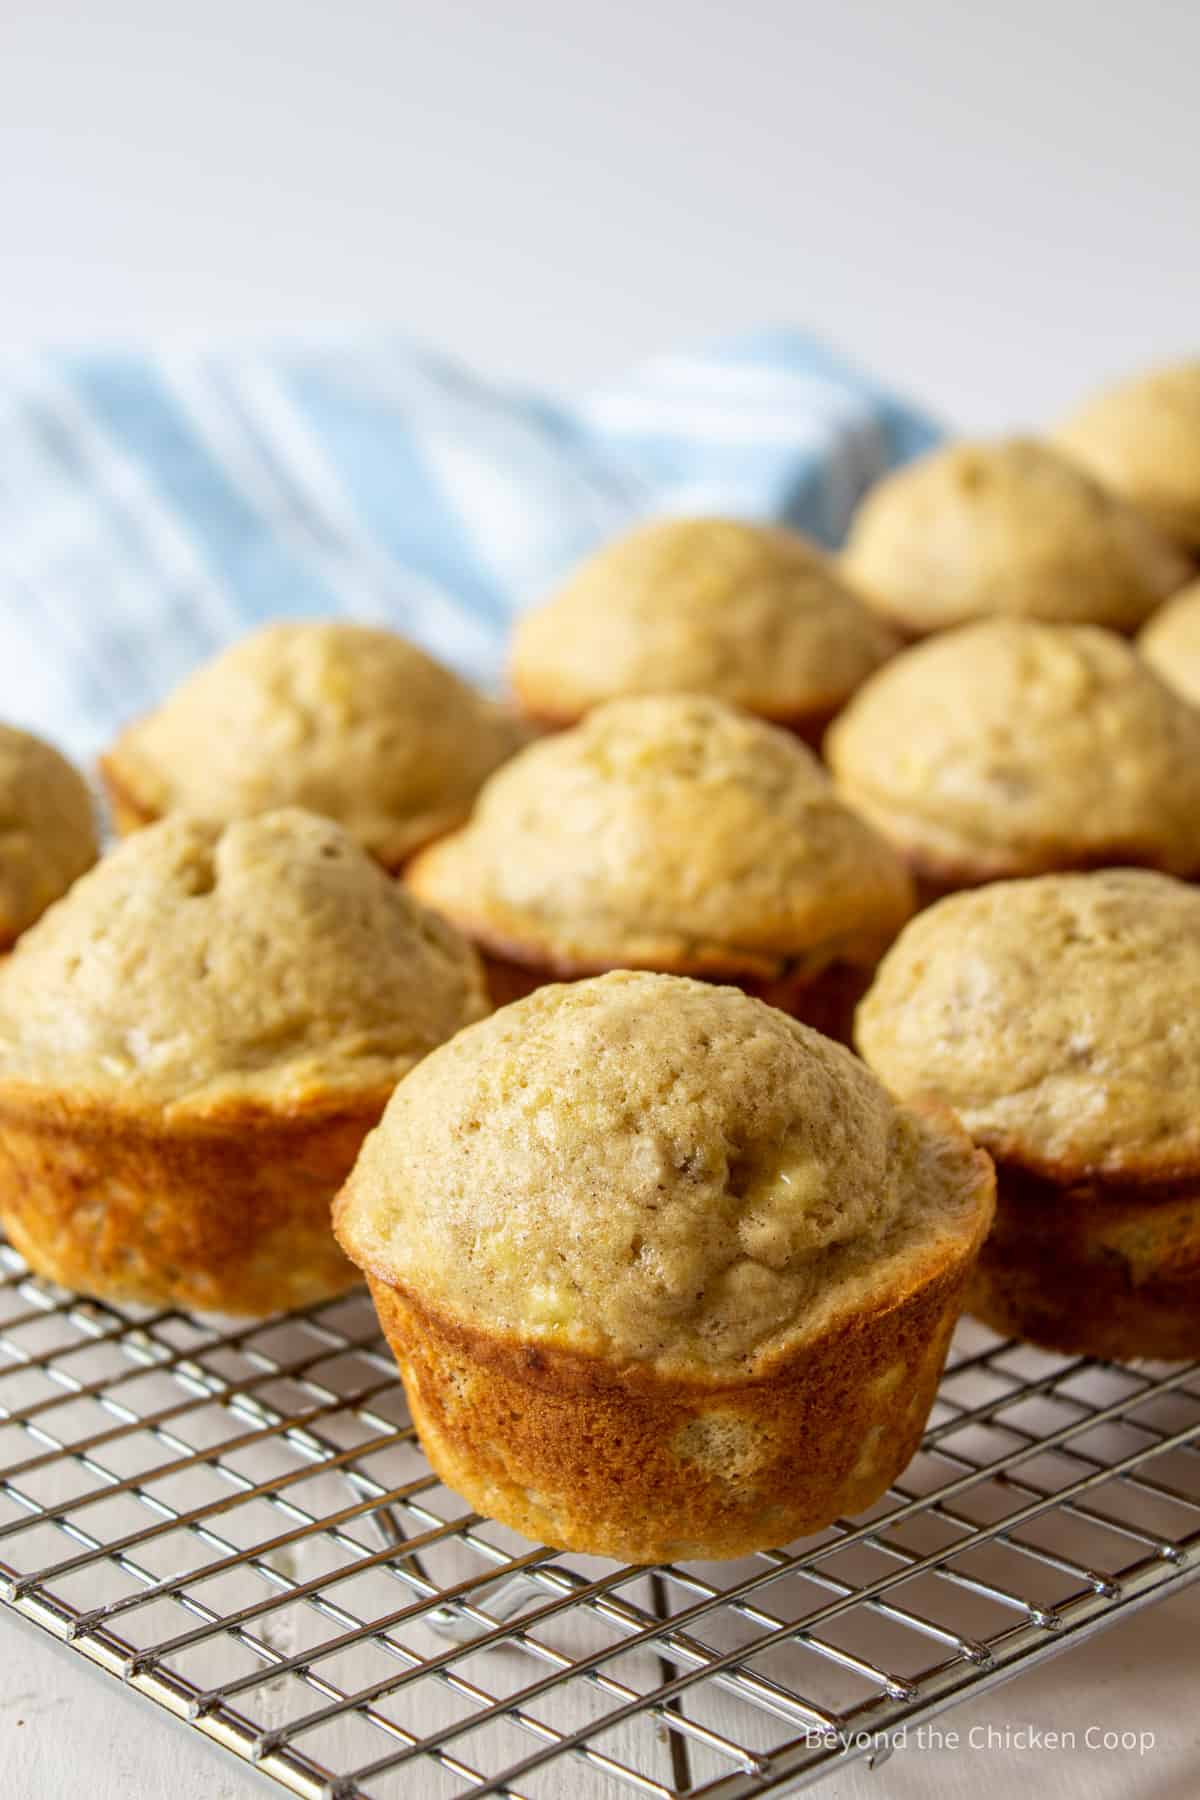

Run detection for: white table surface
[[3, 2, 1200, 1794]]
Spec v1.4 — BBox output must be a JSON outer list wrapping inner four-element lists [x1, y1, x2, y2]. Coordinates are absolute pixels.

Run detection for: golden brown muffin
[[856, 870, 1200, 1359], [335, 971, 994, 1561], [826, 620, 1200, 897], [100, 621, 526, 867], [509, 516, 899, 738], [841, 438, 1190, 635], [0, 809, 488, 1313], [1139, 580, 1200, 708], [1054, 361, 1200, 551], [0, 723, 98, 948], [407, 695, 915, 1040]]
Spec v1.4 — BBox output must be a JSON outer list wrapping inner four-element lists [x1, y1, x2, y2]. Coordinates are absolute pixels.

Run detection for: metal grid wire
[[2, 1234, 1199, 1800]]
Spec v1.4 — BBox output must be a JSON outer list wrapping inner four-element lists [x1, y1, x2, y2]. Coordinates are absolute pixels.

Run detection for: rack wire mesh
[[2, 1231, 1198, 1800]]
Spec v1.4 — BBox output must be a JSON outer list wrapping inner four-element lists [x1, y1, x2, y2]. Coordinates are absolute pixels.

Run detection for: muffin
[[840, 438, 1190, 635], [1054, 361, 1200, 551], [0, 809, 488, 1313], [335, 972, 994, 1561], [1139, 580, 1200, 707], [0, 723, 98, 948], [407, 695, 915, 1039], [826, 620, 1200, 897], [100, 621, 526, 867], [857, 870, 1200, 1360], [509, 516, 899, 739]]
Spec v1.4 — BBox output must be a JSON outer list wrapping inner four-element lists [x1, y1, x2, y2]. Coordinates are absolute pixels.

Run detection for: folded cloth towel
[[0, 327, 937, 760]]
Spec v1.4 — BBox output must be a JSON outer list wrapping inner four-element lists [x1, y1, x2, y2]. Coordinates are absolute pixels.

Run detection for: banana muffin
[[407, 694, 915, 1038], [857, 870, 1200, 1360], [1139, 580, 1200, 707], [826, 619, 1200, 897], [100, 621, 526, 867], [335, 972, 994, 1561], [840, 438, 1190, 635], [509, 516, 899, 739], [0, 723, 98, 948], [0, 809, 488, 1313], [1054, 360, 1200, 551]]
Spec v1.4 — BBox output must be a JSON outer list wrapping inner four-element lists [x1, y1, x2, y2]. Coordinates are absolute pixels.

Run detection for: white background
[[2, 0, 1198, 430], [2, 4, 1199, 1795]]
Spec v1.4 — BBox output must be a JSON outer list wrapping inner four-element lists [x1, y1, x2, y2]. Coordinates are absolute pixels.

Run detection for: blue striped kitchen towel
[[0, 327, 938, 761]]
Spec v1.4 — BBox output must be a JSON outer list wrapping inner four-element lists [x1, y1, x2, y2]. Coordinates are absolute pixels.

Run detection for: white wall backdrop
[[1, 0, 1196, 431]]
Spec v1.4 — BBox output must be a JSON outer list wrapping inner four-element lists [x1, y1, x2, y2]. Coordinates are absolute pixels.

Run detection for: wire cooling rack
[[2, 1234, 1199, 1800]]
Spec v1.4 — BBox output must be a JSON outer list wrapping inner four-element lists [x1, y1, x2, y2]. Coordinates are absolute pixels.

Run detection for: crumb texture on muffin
[[856, 869, 1200, 1180], [827, 620, 1200, 882], [336, 970, 990, 1375], [0, 722, 97, 944], [510, 516, 898, 724], [1140, 580, 1200, 707], [0, 808, 488, 1113], [841, 437, 1190, 633], [408, 694, 914, 976], [102, 621, 525, 865], [1054, 361, 1200, 549]]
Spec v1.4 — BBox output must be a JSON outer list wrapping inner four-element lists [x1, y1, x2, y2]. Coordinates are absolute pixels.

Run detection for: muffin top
[[335, 972, 992, 1373], [104, 621, 526, 866], [840, 437, 1190, 633], [826, 620, 1200, 882], [407, 695, 915, 976], [0, 724, 98, 946], [1139, 580, 1200, 707], [857, 870, 1200, 1182], [0, 809, 488, 1114], [509, 516, 898, 724], [1054, 361, 1200, 549]]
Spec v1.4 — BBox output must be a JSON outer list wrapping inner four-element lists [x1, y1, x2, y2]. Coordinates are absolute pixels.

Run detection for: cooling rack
[[2, 1235, 1199, 1800]]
